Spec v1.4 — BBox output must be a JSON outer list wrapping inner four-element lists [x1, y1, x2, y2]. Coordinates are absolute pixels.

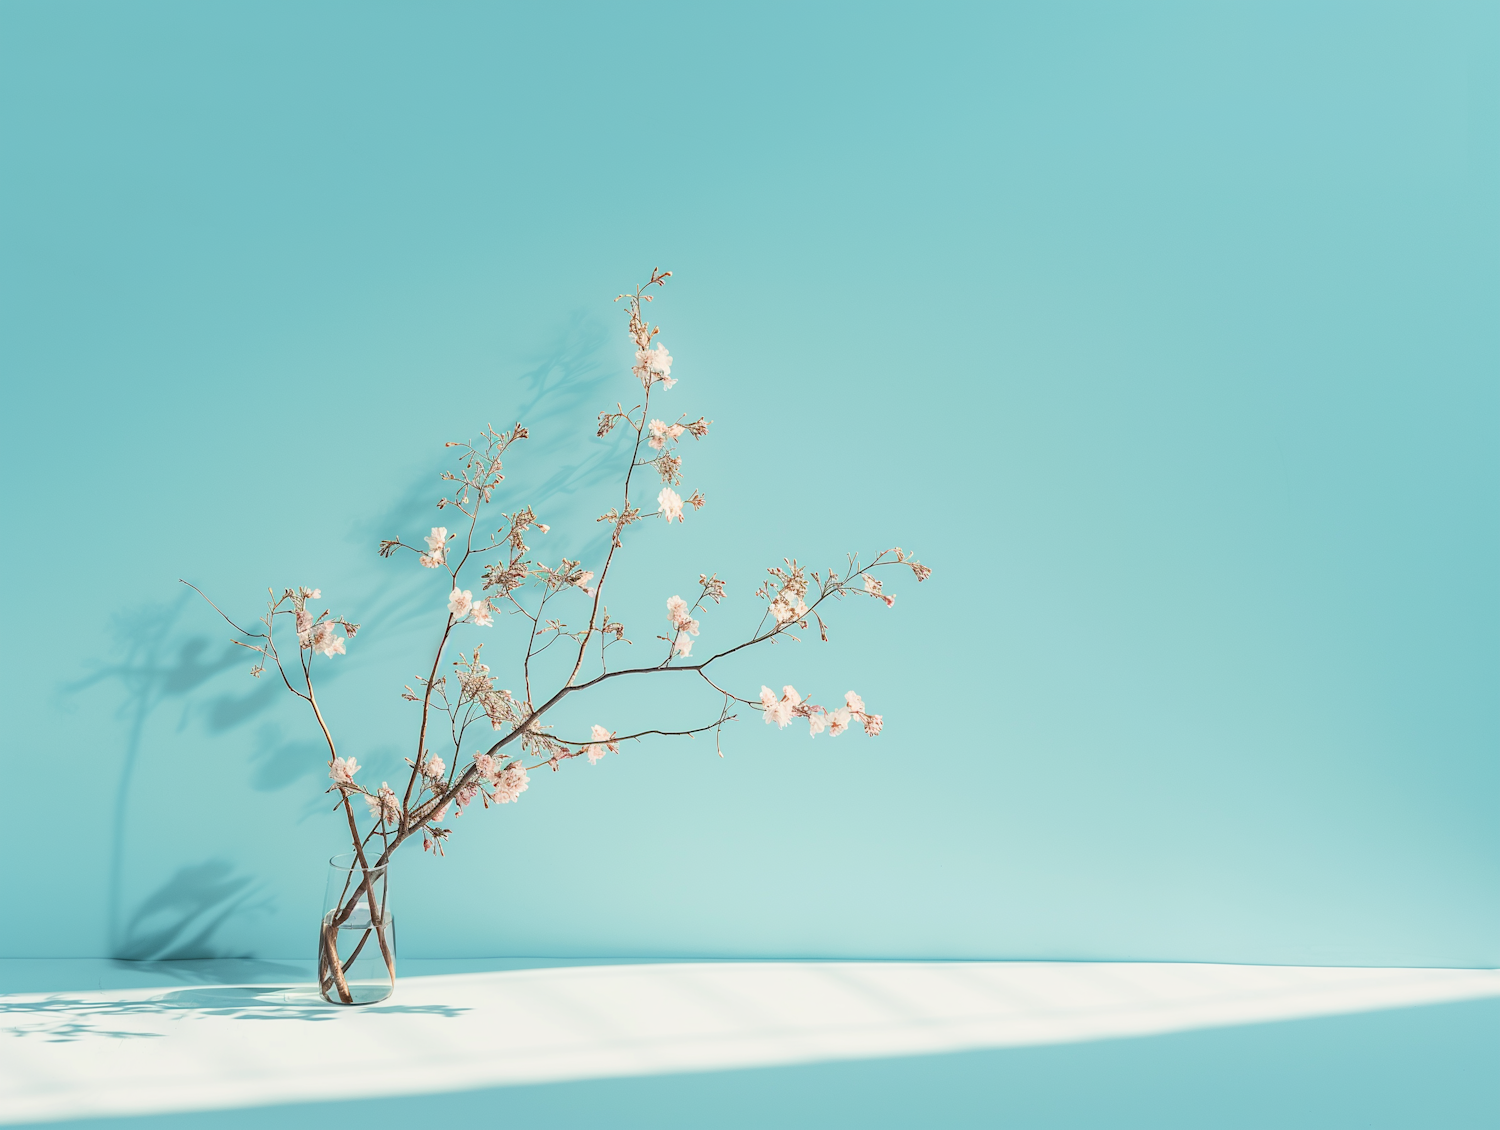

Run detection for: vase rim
[[328, 851, 389, 873]]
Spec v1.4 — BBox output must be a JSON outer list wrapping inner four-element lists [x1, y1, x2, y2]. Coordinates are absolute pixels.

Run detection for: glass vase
[[318, 853, 396, 1005]]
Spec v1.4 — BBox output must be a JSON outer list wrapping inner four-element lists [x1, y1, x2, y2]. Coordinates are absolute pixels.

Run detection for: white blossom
[[760, 685, 796, 728], [366, 782, 401, 824], [658, 487, 684, 523], [421, 527, 449, 568], [636, 342, 673, 390]]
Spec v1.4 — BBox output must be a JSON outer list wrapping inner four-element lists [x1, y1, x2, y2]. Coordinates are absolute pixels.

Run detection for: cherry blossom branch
[[562, 271, 673, 690], [192, 269, 932, 991]]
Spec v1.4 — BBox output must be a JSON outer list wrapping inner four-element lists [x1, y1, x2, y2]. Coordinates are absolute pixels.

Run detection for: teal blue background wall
[[1, 1, 1496, 965]]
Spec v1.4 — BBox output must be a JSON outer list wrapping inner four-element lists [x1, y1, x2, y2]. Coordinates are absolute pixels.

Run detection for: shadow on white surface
[[3, 986, 468, 1043], [4, 961, 1499, 1124]]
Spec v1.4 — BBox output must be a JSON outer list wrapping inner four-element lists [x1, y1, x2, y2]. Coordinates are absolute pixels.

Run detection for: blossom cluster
[[289, 587, 356, 659], [453, 648, 520, 731], [626, 277, 676, 392], [765, 564, 810, 627], [759, 686, 882, 737], [463, 751, 529, 810]]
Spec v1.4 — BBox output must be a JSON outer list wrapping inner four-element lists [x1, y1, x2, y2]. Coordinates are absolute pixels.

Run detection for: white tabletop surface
[[4, 958, 1499, 1125]]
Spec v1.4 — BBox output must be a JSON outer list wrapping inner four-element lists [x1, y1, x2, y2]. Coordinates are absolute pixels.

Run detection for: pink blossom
[[760, 686, 778, 710], [493, 763, 529, 804], [845, 691, 865, 714], [808, 712, 827, 737], [585, 724, 619, 764], [827, 707, 851, 737], [658, 487, 684, 522], [313, 624, 346, 657], [295, 608, 314, 645], [329, 756, 360, 786], [305, 588, 322, 600], [449, 588, 473, 618], [454, 782, 480, 814], [780, 685, 803, 710], [423, 757, 445, 781], [648, 419, 668, 451], [574, 571, 595, 591], [863, 713, 883, 736], [469, 599, 494, 627], [473, 752, 498, 781], [666, 595, 700, 652]]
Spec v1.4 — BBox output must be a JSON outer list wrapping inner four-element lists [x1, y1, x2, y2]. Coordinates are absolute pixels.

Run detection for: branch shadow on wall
[[348, 312, 625, 643], [70, 595, 283, 968]]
